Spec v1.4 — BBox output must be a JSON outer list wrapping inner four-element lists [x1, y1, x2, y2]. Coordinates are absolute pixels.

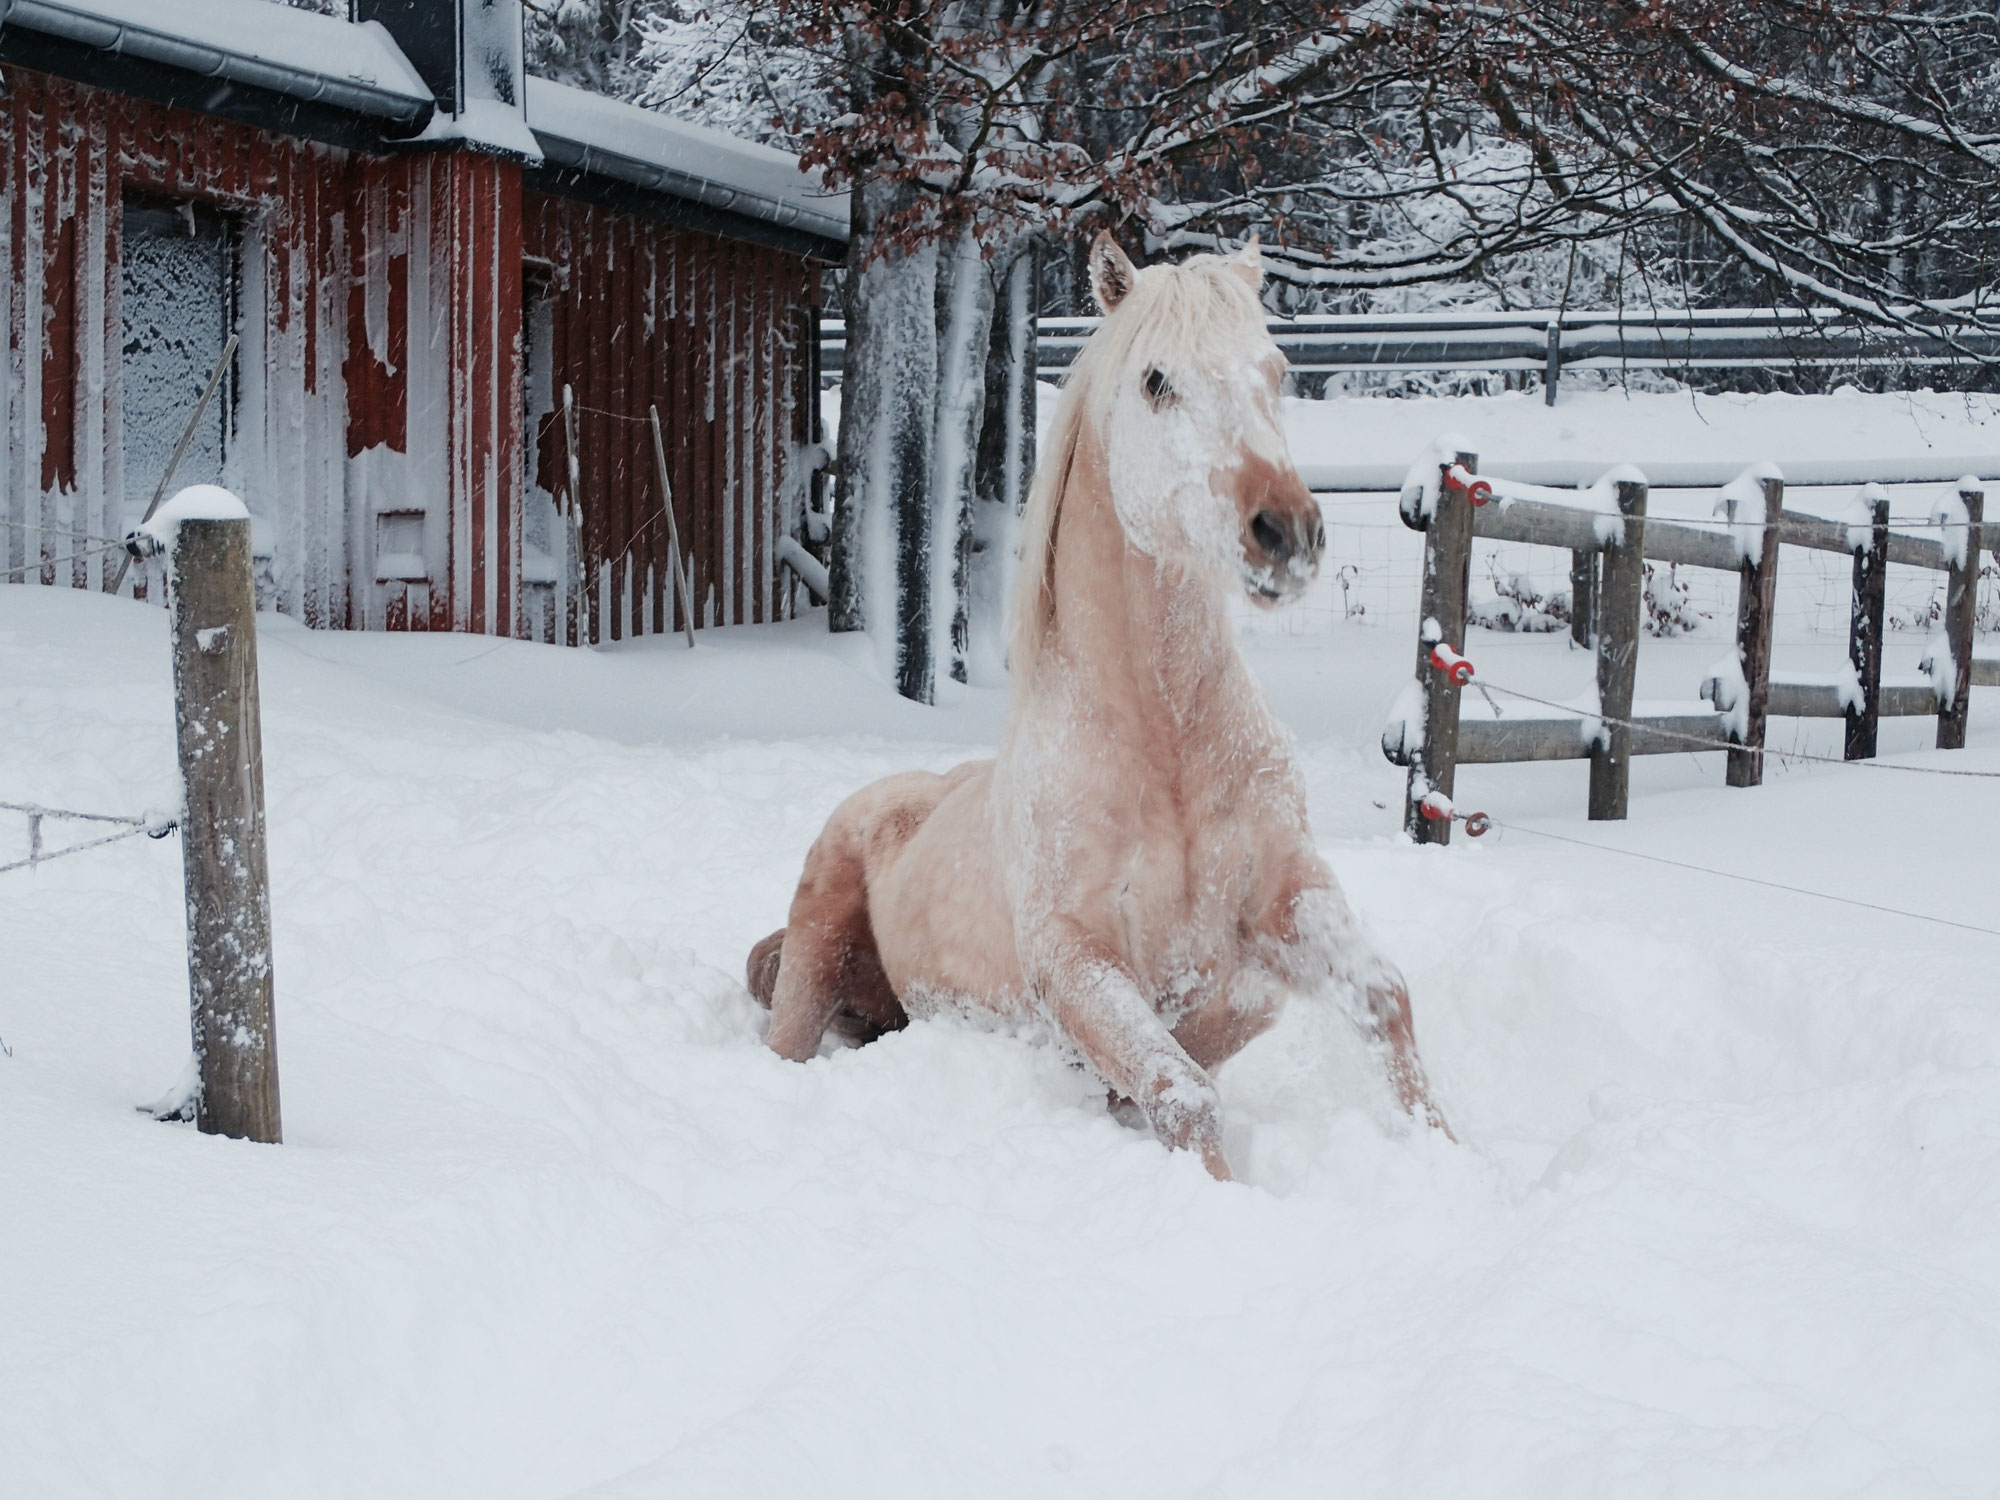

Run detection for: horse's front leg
[[1269, 880, 1452, 1138], [1031, 920, 1232, 1180]]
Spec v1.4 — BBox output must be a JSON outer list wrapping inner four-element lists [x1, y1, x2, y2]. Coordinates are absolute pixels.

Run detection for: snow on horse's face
[[1085, 233, 1324, 607]]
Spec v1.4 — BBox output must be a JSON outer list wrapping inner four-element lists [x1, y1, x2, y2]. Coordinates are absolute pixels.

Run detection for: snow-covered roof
[[525, 77, 848, 249], [0, 0, 435, 124], [0, 0, 846, 250]]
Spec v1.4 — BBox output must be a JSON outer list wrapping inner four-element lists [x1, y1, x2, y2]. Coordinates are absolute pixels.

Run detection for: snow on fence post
[[1404, 450, 1478, 844], [1936, 481, 1983, 750], [1845, 489, 1891, 761], [151, 491, 281, 1144], [1726, 472, 1784, 788], [1588, 476, 1648, 821]]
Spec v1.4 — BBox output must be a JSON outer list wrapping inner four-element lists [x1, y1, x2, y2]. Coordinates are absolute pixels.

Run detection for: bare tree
[[527, 0, 2000, 698]]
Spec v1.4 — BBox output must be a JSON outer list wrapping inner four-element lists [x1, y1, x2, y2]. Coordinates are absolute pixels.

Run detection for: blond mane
[[1008, 251, 1270, 687]]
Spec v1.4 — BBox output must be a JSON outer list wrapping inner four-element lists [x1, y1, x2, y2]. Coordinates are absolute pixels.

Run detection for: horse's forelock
[[1008, 253, 1272, 688]]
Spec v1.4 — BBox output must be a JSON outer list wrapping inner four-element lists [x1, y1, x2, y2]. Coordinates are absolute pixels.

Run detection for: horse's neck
[[1034, 432, 1272, 771]]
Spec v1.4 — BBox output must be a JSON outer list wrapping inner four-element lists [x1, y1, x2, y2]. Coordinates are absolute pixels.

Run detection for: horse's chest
[[1111, 823, 1258, 994]]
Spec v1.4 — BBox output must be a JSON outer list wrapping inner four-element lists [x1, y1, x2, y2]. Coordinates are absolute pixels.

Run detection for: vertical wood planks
[[3, 63, 818, 649]]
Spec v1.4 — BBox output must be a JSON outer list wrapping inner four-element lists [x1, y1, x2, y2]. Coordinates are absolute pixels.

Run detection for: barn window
[[120, 195, 236, 510]]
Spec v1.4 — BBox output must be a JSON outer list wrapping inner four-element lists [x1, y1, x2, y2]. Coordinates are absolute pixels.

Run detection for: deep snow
[[4, 572, 1999, 1497]]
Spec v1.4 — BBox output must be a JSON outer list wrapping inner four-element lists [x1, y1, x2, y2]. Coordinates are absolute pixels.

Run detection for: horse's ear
[[1089, 232, 1137, 313], [1230, 233, 1264, 289]]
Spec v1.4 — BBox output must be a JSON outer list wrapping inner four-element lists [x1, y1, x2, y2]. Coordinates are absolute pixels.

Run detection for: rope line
[[1491, 819, 2000, 939], [0, 800, 157, 825], [0, 539, 132, 580], [0, 821, 171, 876], [540, 401, 655, 433], [2, 519, 125, 544], [1476, 679, 2000, 778]]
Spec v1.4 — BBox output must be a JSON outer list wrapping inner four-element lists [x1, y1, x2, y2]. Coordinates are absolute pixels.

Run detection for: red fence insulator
[[1419, 791, 1491, 835], [1429, 643, 1475, 684], [1444, 463, 1493, 506]]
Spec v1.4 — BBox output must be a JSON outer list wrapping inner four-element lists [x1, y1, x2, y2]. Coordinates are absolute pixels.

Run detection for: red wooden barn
[[0, 0, 841, 642]]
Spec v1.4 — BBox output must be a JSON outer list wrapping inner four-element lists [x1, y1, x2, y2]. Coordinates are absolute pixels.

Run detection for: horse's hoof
[[746, 929, 785, 1010]]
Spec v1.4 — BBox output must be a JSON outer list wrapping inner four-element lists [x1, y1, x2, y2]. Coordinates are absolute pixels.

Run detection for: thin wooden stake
[[1405, 451, 1477, 845], [1589, 477, 1647, 820], [1727, 475, 1783, 788], [1937, 483, 1983, 749], [649, 405, 698, 647], [1845, 492, 1890, 761], [166, 512, 280, 1143]]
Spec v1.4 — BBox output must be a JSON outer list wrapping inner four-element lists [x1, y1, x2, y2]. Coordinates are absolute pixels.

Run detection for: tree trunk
[[829, 178, 939, 702], [931, 228, 1000, 687], [969, 240, 1038, 682]]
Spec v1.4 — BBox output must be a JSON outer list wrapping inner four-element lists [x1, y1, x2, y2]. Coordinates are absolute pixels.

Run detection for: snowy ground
[[5, 568, 2000, 1496]]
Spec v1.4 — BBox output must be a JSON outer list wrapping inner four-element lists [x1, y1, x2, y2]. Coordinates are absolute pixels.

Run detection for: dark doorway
[[121, 195, 235, 508]]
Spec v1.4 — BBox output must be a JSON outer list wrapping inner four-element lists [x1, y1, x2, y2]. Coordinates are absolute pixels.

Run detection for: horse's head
[[1083, 232, 1323, 607]]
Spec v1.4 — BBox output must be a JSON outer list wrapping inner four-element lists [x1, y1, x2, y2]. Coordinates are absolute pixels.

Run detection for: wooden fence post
[[1405, 450, 1478, 844], [1937, 482, 1983, 749], [166, 508, 281, 1144], [1569, 549, 1597, 648], [1589, 477, 1648, 820], [1845, 491, 1890, 761], [1728, 474, 1783, 788]]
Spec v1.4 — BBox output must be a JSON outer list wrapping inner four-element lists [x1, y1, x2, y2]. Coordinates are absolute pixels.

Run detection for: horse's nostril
[[1251, 510, 1289, 558], [1310, 517, 1326, 553]]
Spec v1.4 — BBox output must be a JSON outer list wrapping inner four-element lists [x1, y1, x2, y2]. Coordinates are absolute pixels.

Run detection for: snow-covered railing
[[1383, 444, 1998, 842], [818, 306, 2000, 394]]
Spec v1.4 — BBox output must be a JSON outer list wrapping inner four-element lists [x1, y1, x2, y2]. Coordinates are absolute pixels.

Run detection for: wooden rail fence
[[1383, 451, 2000, 843]]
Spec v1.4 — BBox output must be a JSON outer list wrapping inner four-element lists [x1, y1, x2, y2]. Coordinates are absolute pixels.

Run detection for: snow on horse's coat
[[749, 233, 1448, 1176]]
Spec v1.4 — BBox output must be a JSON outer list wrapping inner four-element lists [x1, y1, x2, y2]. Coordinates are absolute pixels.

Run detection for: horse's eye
[[1143, 367, 1175, 408]]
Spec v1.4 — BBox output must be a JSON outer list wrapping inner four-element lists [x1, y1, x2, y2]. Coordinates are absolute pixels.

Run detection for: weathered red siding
[[3, 63, 819, 646], [523, 194, 816, 642]]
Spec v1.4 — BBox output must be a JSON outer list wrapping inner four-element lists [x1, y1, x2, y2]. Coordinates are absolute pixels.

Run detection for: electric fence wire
[[0, 800, 177, 877]]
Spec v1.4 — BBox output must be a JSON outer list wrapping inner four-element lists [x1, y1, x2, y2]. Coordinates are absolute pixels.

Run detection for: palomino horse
[[749, 233, 1448, 1178]]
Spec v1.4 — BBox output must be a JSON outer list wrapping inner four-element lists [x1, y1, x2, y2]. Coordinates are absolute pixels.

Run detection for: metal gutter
[[0, 0, 434, 126], [530, 130, 847, 251]]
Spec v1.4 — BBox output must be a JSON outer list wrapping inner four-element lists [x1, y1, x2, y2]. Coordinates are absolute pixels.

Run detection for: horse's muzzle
[[1242, 505, 1325, 603]]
